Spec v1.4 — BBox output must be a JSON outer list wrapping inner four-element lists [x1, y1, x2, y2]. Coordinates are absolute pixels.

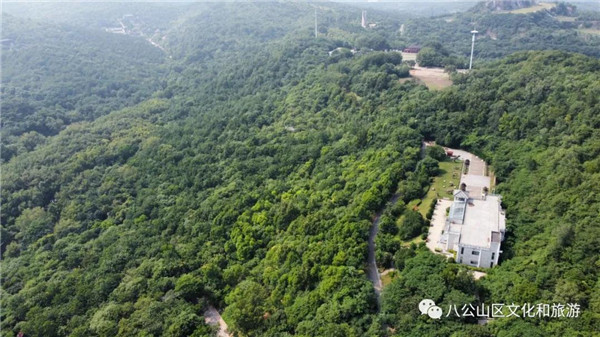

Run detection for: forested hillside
[[1, 2, 599, 337], [0, 15, 166, 162], [397, 2, 600, 67], [380, 50, 600, 336]]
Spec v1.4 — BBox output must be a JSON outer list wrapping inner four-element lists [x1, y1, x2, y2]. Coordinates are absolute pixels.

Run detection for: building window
[[490, 261, 494, 268], [470, 261, 477, 265], [472, 250, 480, 255], [460, 247, 464, 254], [491, 252, 495, 260]]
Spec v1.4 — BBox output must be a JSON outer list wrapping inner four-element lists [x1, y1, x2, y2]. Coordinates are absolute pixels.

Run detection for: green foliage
[[417, 47, 444, 67], [398, 210, 426, 240], [2, 2, 599, 336], [403, 5, 600, 65], [223, 280, 269, 335], [426, 145, 447, 161], [426, 198, 437, 220], [381, 250, 479, 334], [175, 274, 203, 302], [14, 207, 54, 246], [1, 14, 165, 162], [356, 33, 390, 51], [418, 156, 440, 177]]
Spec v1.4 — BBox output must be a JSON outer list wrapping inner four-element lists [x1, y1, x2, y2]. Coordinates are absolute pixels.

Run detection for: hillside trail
[[367, 194, 400, 307], [204, 305, 231, 337], [367, 142, 427, 308]]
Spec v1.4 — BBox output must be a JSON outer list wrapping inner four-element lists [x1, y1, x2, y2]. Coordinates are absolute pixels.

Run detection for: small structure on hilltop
[[361, 10, 377, 29], [402, 45, 421, 53]]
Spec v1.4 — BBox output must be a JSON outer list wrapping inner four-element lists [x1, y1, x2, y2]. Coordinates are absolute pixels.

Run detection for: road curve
[[367, 214, 383, 296], [368, 142, 426, 305]]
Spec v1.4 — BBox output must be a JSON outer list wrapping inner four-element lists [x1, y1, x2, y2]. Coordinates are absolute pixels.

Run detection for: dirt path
[[204, 305, 231, 337], [367, 194, 401, 304], [380, 268, 396, 276]]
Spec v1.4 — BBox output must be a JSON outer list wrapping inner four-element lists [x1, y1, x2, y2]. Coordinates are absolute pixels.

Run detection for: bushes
[[426, 198, 437, 220], [425, 145, 447, 161], [398, 210, 426, 240]]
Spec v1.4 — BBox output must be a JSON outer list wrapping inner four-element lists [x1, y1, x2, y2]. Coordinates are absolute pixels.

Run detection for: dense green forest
[[1, 2, 599, 337], [1, 14, 167, 162]]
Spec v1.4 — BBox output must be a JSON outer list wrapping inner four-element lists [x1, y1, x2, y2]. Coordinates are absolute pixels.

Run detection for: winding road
[[367, 142, 426, 304]]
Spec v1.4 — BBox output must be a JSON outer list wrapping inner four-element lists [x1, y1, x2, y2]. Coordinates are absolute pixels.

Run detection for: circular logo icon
[[418, 299, 435, 315]]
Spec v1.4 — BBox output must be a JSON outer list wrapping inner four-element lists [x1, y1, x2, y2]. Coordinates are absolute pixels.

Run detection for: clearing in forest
[[579, 28, 600, 36], [401, 52, 417, 62], [499, 2, 556, 14], [409, 66, 453, 90]]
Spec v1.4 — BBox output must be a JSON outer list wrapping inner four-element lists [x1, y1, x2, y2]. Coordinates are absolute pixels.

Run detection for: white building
[[440, 189, 506, 268]]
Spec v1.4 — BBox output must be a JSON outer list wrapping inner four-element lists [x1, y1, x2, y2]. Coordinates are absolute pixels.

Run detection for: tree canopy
[[2, 2, 600, 337]]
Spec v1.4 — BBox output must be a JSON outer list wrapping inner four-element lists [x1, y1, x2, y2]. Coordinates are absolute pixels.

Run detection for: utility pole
[[361, 10, 367, 28], [314, 9, 318, 38], [469, 30, 478, 70]]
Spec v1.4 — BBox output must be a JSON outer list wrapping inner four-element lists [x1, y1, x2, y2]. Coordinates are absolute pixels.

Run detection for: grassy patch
[[416, 160, 462, 217], [381, 270, 399, 287], [401, 235, 424, 247], [578, 28, 600, 36], [407, 198, 422, 210], [409, 68, 453, 90], [501, 2, 556, 14], [556, 16, 576, 22], [401, 52, 417, 61], [395, 159, 461, 246]]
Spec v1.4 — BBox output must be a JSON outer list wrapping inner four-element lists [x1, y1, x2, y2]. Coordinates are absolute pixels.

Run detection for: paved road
[[445, 148, 486, 176], [426, 199, 452, 252], [444, 147, 490, 196], [367, 214, 383, 296]]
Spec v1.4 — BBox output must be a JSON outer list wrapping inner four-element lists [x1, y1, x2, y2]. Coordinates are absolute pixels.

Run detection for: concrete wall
[[457, 244, 500, 268]]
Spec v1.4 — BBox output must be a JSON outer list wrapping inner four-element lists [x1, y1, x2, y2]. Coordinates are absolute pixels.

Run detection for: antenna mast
[[314, 9, 318, 38], [469, 30, 478, 70], [361, 10, 367, 28]]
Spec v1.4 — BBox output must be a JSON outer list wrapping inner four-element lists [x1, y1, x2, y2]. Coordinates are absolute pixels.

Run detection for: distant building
[[402, 46, 421, 53], [440, 189, 506, 268]]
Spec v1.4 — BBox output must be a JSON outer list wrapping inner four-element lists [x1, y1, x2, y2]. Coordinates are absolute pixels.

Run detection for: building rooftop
[[459, 194, 505, 248], [448, 200, 466, 223], [460, 174, 491, 199]]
